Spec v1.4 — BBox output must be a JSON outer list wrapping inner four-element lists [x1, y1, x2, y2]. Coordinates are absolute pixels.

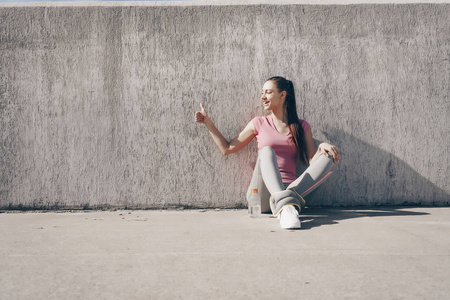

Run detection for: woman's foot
[[279, 205, 301, 229]]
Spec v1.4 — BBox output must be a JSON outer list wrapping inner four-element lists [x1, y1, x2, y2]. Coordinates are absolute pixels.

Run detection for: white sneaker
[[279, 205, 301, 229]]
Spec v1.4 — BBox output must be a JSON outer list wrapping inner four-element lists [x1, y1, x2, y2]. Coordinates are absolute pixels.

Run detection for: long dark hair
[[267, 76, 307, 164]]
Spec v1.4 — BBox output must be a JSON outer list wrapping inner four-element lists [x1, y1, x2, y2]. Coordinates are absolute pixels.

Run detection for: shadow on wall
[[301, 129, 449, 206]]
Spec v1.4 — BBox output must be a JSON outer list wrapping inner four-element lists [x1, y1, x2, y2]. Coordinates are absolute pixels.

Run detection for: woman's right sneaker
[[279, 205, 301, 229]]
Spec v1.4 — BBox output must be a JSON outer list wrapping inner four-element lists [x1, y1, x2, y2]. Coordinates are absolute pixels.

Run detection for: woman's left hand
[[319, 143, 340, 163]]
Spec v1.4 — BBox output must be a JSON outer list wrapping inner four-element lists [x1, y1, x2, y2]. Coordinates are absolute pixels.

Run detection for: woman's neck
[[271, 107, 287, 124]]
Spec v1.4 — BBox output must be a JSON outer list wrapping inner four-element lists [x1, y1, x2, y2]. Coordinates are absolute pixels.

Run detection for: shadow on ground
[[299, 207, 430, 230]]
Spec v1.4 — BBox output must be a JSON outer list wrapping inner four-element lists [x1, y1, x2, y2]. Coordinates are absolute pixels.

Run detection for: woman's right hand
[[195, 103, 208, 124], [194, 102, 256, 155]]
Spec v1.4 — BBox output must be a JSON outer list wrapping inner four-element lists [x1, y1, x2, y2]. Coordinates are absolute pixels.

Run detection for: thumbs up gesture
[[195, 103, 208, 124]]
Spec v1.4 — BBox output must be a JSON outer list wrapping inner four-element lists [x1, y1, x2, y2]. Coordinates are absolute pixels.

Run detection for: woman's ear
[[280, 90, 287, 101]]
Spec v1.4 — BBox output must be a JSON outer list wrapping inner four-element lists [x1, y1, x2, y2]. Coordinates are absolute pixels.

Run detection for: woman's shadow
[[291, 128, 448, 229], [299, 206, 430, 230], [297, 128, 449, 207]]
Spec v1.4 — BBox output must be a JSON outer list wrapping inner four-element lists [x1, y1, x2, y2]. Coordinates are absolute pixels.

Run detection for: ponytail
[[266, 76, 307, 164]]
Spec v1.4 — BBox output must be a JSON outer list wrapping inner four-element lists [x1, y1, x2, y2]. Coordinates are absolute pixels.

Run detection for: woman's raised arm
[[195, 103, 255, 156]]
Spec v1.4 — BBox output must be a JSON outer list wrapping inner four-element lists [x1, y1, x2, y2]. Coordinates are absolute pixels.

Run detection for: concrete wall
[[1, 4, 449, 209]]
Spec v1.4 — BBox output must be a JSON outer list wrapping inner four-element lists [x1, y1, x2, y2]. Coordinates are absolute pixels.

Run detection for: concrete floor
[[1, 207, 449, 299]]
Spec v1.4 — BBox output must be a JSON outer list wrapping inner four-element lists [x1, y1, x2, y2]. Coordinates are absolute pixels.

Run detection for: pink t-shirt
[[251, 115, 311, 183]]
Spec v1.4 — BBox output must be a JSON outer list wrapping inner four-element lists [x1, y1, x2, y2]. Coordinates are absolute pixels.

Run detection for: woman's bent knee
[[260, 146, 276, 158], [318, 152, 336, 165], [307, 152, 335, 176]]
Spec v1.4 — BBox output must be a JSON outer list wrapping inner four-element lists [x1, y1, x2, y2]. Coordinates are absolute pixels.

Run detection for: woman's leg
[[247, 146, 303, 215], [258, 146, 285, 194], [247, 147, 336, 220], [246, 151, 272, 213], [286, 153, 335, 198]]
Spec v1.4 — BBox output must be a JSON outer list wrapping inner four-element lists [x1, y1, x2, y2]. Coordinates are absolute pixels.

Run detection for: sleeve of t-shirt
[[299, 119, 311, 134], [251, 117, 263, 135]]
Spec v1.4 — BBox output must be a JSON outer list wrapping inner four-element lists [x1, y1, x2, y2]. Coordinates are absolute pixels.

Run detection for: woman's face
[[261, 80, 286, 111]]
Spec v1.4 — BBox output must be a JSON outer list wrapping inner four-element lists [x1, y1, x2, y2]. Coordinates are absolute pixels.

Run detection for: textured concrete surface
[[3, 1, 450, 7], [0, 4, 449, 209], [1, 208, 450, 299]]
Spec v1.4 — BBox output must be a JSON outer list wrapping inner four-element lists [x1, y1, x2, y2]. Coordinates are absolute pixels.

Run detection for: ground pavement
[[1, 207, 449, 299]]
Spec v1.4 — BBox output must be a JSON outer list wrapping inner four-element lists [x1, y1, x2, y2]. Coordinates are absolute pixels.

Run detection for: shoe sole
[[280, 221, 301, 229]]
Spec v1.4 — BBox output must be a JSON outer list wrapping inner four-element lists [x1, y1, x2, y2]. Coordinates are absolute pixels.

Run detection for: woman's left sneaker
[[279, 205, 301, 229]]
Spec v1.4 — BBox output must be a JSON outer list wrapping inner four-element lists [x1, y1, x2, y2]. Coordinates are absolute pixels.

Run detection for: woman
[[195, 76, 340, 229]]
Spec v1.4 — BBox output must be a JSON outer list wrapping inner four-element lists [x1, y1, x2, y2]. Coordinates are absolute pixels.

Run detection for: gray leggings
[[246, 146, 335, 213]]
